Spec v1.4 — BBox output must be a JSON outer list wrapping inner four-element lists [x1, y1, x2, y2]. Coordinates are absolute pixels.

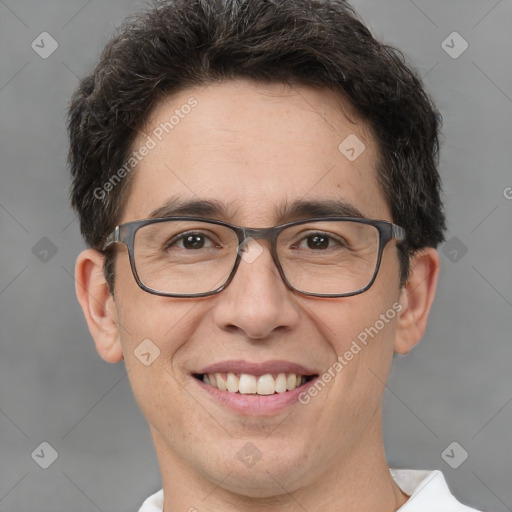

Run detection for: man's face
[[111, 80, 403, 496]]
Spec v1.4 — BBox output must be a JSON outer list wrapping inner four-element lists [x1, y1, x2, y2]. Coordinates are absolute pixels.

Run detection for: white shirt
[[138, 469, 482, 511]]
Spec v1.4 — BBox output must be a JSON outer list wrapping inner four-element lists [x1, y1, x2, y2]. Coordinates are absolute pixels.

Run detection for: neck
[[152, 408, 409, 512]]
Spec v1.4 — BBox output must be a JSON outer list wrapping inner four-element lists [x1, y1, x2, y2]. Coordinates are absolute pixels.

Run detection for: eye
[[166, 232, 219, 250], [294, 232, 347, 250]]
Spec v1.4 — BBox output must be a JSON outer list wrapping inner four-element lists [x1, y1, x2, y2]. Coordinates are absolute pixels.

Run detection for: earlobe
[[394, 248, 440, 355], [75, 249, 124, 363]]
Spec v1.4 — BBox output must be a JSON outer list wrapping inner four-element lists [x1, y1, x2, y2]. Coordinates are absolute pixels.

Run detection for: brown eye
[[306, 234, 330, 250], [165, 232, 218, 250]]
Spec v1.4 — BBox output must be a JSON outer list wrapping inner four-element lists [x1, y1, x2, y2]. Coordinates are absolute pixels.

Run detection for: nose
[[212, 239, 301, 340]]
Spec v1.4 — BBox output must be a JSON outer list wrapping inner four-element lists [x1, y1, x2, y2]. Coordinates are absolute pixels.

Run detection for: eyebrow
[[148, 196, 366, 223]]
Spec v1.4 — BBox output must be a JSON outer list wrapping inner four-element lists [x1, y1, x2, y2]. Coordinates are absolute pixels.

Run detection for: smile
[[194, 372, 317, 395]]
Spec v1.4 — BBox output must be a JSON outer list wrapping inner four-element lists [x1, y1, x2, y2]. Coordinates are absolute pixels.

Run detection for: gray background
[[0, 0, 511, 511]]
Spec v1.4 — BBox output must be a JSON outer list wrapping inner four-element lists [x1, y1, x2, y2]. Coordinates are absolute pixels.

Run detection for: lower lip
[[193, 376, 318, 414]]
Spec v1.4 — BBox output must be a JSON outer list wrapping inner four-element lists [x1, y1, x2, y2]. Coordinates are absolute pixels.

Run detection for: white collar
[[390, 469, 481, 511]]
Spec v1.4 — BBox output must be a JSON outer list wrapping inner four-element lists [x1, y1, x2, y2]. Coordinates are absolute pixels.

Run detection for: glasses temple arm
[[102, 226, 120, 250], [391, 224, 406, 241]]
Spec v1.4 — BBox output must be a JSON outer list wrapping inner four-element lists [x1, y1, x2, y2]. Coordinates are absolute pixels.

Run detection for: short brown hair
[[67, 0, 445, 292]]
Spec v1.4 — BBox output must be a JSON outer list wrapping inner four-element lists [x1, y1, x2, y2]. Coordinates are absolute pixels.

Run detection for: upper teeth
[[202, 372, 306, 395]]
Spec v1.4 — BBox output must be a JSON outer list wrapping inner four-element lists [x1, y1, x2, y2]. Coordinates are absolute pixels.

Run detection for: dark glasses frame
[[102, 216, 406, 298]]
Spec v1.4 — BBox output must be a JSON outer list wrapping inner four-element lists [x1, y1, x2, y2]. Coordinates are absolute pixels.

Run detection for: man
[[67, 0, 481, 510]]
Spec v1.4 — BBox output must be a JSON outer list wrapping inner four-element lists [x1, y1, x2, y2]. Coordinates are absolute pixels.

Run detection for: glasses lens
[[133, 220, 239, 295], [277, 220, 380, 295]]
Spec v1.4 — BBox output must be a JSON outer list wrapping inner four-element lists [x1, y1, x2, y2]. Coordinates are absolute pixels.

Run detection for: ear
[[75, 249, 124, 363], [394, 248, 440, 355]]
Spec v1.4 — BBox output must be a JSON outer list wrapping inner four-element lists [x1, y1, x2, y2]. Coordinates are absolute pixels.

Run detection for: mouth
[[193, 372, 318, 396], [191, 360, 321, 413]]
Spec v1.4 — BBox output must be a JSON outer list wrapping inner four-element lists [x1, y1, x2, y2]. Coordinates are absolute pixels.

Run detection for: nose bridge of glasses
[[242, 228, 275, 242], [233, 226, 285, 289], [239, 226, 278, 248]]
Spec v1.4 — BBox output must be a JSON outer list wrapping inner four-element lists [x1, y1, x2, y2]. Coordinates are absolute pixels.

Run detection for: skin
[[75, 79, 440, 512]]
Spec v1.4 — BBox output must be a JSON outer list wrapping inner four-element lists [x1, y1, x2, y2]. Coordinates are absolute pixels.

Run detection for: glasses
[[103, 216, 406, 298]]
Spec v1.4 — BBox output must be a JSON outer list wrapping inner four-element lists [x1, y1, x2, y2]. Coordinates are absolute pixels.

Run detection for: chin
[[202, 445, 311, 498], [216, 467, 304, 499]]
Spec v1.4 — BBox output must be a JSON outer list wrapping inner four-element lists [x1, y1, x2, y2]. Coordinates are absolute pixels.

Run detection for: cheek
[[313, 242, 401, 337], [116, 293, 201, 363], [113, 254, 186, 346], [314, 292, 399, 357], [113, 292, 203, 440], [307, 255, 402, 394]]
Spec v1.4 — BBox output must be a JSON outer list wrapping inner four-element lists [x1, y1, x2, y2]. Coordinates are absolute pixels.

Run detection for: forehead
[[121, 79, 390, 225]]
